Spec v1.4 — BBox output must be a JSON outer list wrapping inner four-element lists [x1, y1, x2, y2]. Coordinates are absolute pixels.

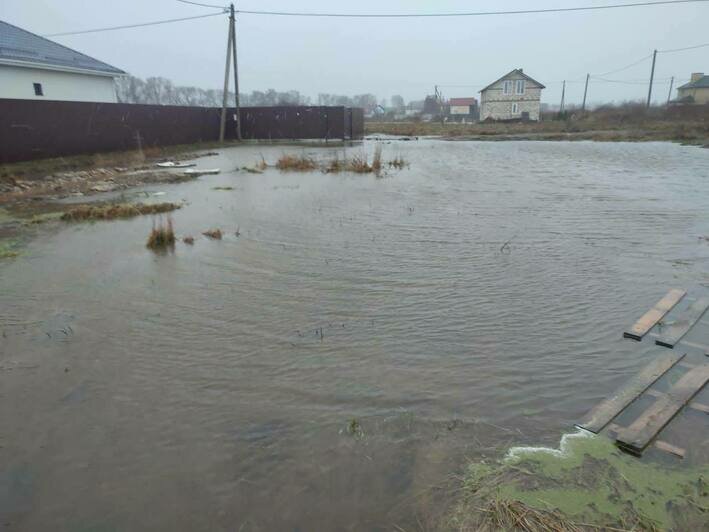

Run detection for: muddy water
[[1, 140, 709, 531]]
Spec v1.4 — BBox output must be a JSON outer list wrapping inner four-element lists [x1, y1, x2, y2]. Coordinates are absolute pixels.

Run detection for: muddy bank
[[0, 142, 223, 205]]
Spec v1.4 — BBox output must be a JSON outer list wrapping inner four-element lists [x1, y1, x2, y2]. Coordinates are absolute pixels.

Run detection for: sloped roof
[[0, 20, 125, 75], [678, 75, 709, 90], [480, 69, 545, 93], [449, 97, 477, 106]]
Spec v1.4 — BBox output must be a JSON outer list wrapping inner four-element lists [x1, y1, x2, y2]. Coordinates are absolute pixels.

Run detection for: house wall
[[0, 64, 117, 103], [480, 77, 542, 121], [677, 87, 709, 105], [450, 105, 470, 115]]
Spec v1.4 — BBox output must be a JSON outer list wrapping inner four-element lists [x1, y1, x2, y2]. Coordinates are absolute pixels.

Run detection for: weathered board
[[575, 351, 685, 433], [655, 297, 709, 348], [616, 364, 709, 454], [624, 289, 686, 341], [607, 423, 686, 458], [646, 388, 709, 413]]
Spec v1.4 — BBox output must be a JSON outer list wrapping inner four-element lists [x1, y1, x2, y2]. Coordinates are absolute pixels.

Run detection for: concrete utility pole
[[559, 80, 566, 114], [230, 3, 242, 141], [646, 49, 657, 108], [219, 4, 241, 142], [582, 73, 590, 112], [666, 76, 674, 106]]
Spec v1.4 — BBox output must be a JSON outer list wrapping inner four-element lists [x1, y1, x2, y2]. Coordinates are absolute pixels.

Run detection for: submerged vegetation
[[276, 154, 319, 172], [450, 431, 709, 531], [202, 228, 223, 240], [61, 202, 181, 222], [276, 145, 405, 176], [146, 218, 175, 251], [0, 239, 19, 259]]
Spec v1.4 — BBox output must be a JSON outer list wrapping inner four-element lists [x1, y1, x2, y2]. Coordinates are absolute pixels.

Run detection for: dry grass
[[388, 155, 407, 169], [202, 229, 222, 240], [146, 218, 175, 250], [366, 104, 709, 143], [275, 147, 406, 176], [60, 202, 180, 222], [465, 499, 585, 532], [276, 154, 318, 171]]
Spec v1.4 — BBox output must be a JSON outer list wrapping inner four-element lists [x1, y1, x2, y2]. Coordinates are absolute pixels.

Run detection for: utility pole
[[559, 80, 566, 115], [219, 4, 241, 142], [646, 49, 657, 108], [230, 3, 242, 141], [581, 74, 590, 112], [666, 76, 674, 106]]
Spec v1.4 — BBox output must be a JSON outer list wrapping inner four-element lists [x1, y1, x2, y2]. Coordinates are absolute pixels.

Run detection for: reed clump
[[202, 229, 222, 240], [61, 202, 180, 222], [276, 154, 318, 171], [146, 218, 175, 250]]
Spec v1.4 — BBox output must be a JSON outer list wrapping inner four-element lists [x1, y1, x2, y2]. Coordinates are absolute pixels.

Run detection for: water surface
[[2, 140, 709, 530]]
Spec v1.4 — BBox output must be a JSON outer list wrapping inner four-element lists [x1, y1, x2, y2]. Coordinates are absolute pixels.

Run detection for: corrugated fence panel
[[0, 99, 364, 163]]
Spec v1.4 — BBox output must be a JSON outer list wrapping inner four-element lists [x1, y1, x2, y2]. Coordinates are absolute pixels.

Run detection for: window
[[503, 80, 513, 95], [512, 103, 519, 114], [33, 83, 43, 96], [515, 79, 525, 95]]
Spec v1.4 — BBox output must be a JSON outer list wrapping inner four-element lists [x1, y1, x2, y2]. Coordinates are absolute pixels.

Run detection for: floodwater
[[2, 140, 709, 531]]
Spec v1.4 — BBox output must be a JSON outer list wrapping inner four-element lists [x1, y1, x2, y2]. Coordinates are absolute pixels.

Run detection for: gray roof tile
[[678, 75, 709, 90], [0, 20, 125, 75]]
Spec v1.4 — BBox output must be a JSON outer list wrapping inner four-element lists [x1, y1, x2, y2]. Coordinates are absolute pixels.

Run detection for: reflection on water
[[1, 140, 709, 530]]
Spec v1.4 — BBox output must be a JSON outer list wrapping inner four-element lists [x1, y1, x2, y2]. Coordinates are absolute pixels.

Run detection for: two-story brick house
[[479, 69, 545, 122]]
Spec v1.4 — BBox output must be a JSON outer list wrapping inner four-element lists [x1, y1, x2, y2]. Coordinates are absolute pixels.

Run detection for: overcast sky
[[3, 0, 707, 106]]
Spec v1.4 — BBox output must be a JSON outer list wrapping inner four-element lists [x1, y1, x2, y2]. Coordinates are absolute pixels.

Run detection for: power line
[[659, 42, 709, 53], [235, 0, 709, 18], [593, 54, 653, 77], [44, 11, 226, 37], [176, 0, 226, 9]]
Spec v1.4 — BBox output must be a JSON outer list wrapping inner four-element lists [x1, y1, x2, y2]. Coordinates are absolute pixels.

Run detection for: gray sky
[[3, 0, 708, 106]]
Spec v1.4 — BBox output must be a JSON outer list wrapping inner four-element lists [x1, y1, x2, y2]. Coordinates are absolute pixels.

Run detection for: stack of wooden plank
[[576, 289, 709, 457]]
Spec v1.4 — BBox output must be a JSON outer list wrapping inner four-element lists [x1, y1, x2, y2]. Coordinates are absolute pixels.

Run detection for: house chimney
[[691, 72, 704, 82]]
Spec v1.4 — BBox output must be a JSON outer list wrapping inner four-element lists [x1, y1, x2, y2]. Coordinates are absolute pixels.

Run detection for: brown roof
[[449, 97, 477, 106]]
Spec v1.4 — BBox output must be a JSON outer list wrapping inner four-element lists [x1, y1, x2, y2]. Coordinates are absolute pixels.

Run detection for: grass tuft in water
[[202, 229, 222, 240], [146, 218, 175, 251], [276, 154, 318, 172], [61, 202, 180, 222], [182, 236, 194, 245]]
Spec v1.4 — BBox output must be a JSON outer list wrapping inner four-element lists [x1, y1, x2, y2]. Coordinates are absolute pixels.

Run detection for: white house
[[0, 20, 125, 103], [479, 69, 545, 122]]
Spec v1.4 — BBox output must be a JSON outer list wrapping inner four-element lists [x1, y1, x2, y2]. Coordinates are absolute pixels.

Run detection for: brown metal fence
[[0, 99, 364, 164]]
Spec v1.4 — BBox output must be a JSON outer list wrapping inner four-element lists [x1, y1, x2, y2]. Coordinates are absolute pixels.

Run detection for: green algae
[[454, 430, 709, 530]]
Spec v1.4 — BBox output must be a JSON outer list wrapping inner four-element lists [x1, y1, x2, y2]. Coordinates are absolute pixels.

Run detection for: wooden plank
[[656, 297, 709, 348], [609, 424, 686, 458], [616, 364, 709, 455], [624, 289, 686, 341], [575, 352, 685, 433], [646, 388, 709, 413], [654, 440, 686, 458]]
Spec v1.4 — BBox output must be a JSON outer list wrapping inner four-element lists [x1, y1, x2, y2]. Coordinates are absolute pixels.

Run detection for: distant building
[[0, 20, 125, 103], [447, 97, 479, 121], [675, 73, 709, 105], [479, 69, 545, 122]]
